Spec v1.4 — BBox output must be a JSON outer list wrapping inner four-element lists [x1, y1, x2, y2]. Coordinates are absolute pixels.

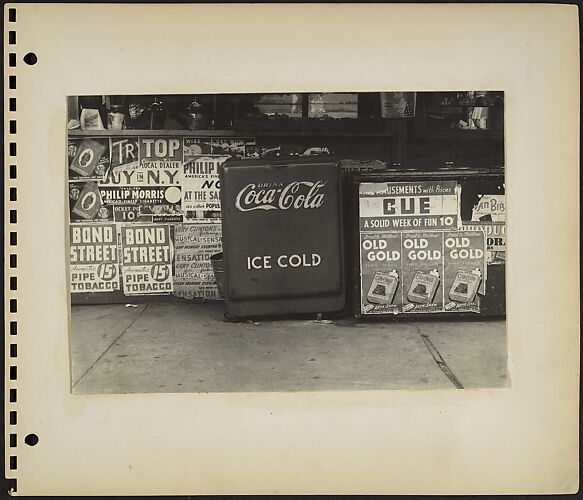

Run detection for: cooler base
[[224, 293, 346, 319]]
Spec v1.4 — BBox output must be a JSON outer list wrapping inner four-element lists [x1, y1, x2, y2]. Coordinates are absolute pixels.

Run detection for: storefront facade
[[67, 91, 505, 318]]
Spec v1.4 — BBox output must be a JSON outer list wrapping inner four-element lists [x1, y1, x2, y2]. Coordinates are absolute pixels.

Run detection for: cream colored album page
[[3, 3, 580, 496]]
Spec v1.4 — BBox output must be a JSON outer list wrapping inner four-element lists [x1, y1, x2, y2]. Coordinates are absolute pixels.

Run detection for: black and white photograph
[[67, 91, 507, 394]]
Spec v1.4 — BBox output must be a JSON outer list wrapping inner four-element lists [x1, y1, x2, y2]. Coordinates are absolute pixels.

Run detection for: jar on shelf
[[187, 101, 208, 130], [107, 104, 126, 130]]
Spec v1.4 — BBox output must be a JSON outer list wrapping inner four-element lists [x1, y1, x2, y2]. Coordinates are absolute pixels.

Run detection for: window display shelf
[[233, 118, 389, 136], [413, 129, 504, 140], [68, 129, 237, 137]]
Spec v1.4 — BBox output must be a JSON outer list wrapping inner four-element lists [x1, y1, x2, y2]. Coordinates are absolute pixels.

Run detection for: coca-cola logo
[[235, 181, 328, 211]]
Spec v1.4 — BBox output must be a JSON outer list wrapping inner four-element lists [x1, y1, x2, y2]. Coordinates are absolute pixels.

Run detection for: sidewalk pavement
[[70, 299, 507, 394]]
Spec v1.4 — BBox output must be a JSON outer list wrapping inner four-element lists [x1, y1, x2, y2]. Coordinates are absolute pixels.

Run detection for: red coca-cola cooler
[[219, 158, 346, 318]]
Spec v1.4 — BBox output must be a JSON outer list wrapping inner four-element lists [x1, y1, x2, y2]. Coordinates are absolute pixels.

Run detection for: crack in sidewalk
[[418, 330, 464, 389], [72, 304, 149, 390]]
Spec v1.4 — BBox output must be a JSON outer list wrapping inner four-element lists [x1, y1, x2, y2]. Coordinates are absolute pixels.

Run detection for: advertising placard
[[173, 223, 223, 300], [184, 137, 212, 157], [442, 230, 486, 313], [360, 232, 402, 315], [120, 225, 173, 295], [211, 137, 247, 156], [400, 232, 444, 313], [139, 136, 183, 169], [69, 223, 120, 293], [98, 185, 182, 221], [71, 181, 104, 220], [103, 166, 179, 186], [359, 181, 461, 232], [471, 194, 505, 222], [68, 138, 109, 179], [113, 205, 153, 223], [110, 137, 139, 170], [460, 221, 505, 264], [180, 155, 229, 211], [105, 136, 182, 185]]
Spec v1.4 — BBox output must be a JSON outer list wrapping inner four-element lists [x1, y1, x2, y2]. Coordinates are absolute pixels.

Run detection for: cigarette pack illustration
[[448, 268, 482, 303], [69, 138, 107, 177], [406, 269, 440, 304], [366, 270, 399, 305], [72, 181, 103, 220]]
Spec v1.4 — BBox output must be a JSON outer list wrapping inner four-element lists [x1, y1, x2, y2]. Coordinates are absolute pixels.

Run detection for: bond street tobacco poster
[[69, 223, 120, 293], [120, 224, 174, 295]]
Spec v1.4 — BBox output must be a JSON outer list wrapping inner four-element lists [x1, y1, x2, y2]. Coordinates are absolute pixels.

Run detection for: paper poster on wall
[[70, 181, 109, 221], [360, 232, 402, 315], [471, 194, 505, 222], [104, 136, 182, 185], [401, 232, 444, 314], [173, 223, 223, 300], [184, 137, 213, 157], [460, 221, 505, 264], [359, 181, 461, 232], [69, 182, 116, 222], [113, 205, 153, 223], [98, 185, 182, 221], [120, 225, 173, 295], [103, 165, 179, 186], [139, 137, 183, 168], [68, 138, 109, 180], [69, 223, 120, 293], [180, 155, 229, 211], [109, 137, 139, 170], [211, 137, 247, 156], [442, 230, 486, 313]]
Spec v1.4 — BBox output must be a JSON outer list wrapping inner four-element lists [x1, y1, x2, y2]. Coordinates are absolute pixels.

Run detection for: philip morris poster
[[442, 230, 486, 313], [401, 232, 445, 314], [360, 232, 402, 315], [180, 155, 229, 211], [173, 223, 223, 300], [359, 181, 461, 232], [120, 225, 173, 295], [69, 223, 120, 293], [98, 185, 182, 222]]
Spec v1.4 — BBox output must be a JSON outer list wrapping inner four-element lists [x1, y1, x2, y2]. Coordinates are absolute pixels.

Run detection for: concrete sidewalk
[[70, 300, 507, 394]]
